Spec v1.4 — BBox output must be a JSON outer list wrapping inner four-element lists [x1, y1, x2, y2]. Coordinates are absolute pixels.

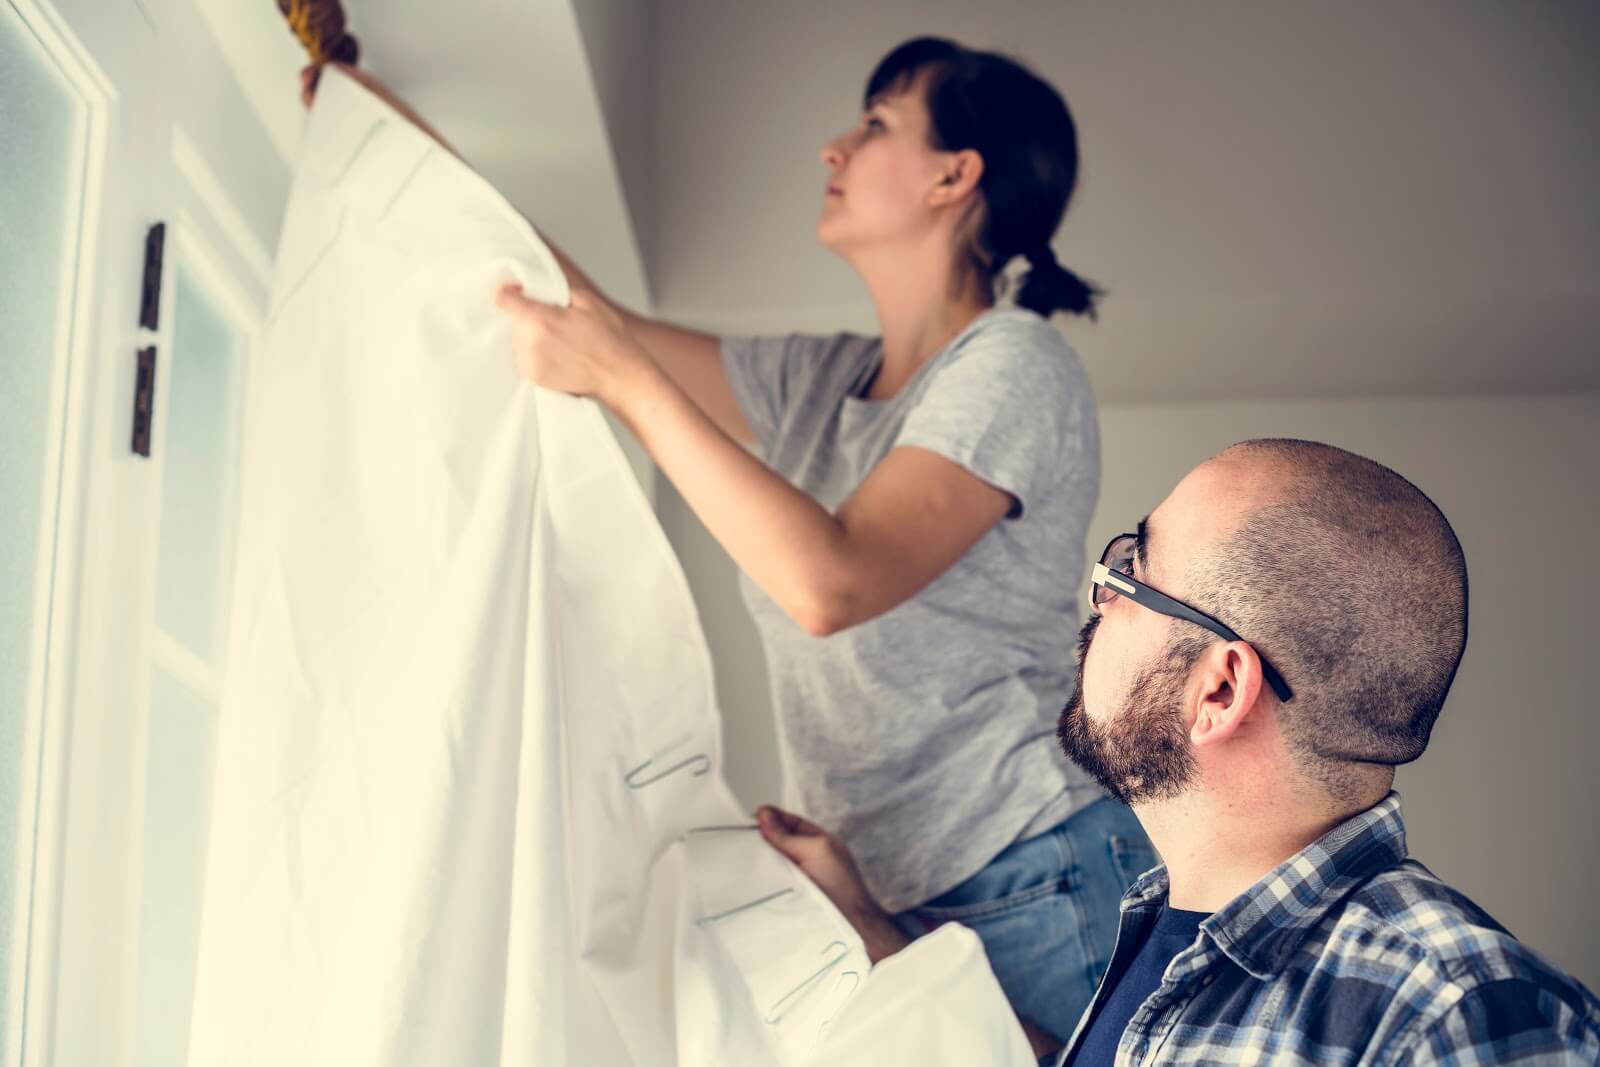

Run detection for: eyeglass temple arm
[[1109, 573, 1296, 704]]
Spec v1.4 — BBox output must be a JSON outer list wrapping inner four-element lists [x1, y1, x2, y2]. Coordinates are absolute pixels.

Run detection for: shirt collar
[[1118, 792, 1411, 980]]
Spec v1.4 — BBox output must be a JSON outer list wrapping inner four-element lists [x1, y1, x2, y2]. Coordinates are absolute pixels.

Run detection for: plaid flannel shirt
[[1057, 792, 1600, 1065]]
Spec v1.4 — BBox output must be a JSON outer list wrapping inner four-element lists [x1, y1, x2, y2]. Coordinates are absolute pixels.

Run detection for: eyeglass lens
[[1092, 534, 1138, 608]]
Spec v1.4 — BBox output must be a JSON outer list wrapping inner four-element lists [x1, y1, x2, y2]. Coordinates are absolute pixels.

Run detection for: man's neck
[[1137, 791, 1372, 913]]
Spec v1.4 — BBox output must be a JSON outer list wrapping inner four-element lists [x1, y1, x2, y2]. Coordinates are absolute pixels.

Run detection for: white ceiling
[[203, 0, 1599, 403]]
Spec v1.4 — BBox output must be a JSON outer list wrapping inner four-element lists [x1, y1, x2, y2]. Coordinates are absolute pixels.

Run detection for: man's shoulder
[[1301, 859, 1600, 1058], [1332, 860, 1564, 987]]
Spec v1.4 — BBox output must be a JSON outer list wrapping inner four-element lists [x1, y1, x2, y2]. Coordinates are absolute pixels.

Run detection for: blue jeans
[[892, 796, 1156, 1045]]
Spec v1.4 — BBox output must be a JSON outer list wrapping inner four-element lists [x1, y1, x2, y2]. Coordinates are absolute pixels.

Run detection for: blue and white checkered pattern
[[1056, 793, 1600, 1065]]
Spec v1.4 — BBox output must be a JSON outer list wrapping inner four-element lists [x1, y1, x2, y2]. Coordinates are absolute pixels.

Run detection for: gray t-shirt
[[720, 307, 1106, 912]]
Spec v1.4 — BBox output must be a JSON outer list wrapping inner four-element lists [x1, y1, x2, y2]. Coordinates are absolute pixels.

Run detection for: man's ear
[[1190, 641, 1266, 749], [930, 148, 984, 205]]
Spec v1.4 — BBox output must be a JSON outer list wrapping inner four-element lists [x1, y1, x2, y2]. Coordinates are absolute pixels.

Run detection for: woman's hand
[[494, 282, 655, 406]]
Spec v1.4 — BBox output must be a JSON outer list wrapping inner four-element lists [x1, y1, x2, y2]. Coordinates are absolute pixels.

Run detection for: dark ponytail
[[1016, 244, 1099, 320], [865, 37, 1102, 320]]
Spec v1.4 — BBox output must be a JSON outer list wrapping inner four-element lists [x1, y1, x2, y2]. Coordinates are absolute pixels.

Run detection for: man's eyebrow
[[1135, 515, 1152, 573]]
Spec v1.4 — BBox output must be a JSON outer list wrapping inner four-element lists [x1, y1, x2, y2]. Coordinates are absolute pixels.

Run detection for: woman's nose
[[820, 138, 845, 170]]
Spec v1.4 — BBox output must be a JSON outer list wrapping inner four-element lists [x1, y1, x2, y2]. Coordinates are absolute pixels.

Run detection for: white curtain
[[185, 68, 875, 1067]]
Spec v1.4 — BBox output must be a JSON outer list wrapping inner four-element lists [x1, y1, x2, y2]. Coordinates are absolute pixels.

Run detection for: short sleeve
[[721, 331, 877, 455], [722, 333, 823, 454], [893, 313, 1096, 519]]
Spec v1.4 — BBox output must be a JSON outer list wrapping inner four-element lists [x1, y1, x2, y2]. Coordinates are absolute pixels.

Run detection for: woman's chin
[[815, 216, 854, 256]]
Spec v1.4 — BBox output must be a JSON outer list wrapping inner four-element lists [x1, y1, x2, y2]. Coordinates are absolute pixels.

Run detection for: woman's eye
[[864, 117, 884, 133]]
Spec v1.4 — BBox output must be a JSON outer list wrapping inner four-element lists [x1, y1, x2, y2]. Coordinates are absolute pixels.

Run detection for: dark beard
[[1057, 615, 1198, 805]]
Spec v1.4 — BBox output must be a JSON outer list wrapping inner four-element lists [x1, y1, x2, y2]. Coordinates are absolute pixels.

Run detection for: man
[[758, 439, 1600, 1064]]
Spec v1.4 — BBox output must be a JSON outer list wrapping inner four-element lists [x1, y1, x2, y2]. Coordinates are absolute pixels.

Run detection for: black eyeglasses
[[1089, 532, 1295, 703]]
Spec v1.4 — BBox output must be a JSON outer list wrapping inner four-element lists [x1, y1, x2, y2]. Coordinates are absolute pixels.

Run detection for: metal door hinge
[[138, 222, 164, 331], [132, 345, 157, 457], [132, 222, 165, 457]]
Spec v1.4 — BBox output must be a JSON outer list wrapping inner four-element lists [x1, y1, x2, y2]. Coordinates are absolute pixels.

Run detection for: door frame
[[8, 1, 289, 1064]]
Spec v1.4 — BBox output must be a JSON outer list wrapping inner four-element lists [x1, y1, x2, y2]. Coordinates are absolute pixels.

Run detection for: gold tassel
[[279, 0, 359, 67]]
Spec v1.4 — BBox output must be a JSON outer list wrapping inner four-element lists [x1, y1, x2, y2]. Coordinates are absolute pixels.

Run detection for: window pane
[[140, 254, 248, 1063], [153, 265, 243, 660], [0, 0, 90, 1037], [133, 668, 218, 1067]]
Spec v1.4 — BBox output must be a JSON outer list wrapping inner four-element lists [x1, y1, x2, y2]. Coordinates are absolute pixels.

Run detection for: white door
[[0, 1, 287, 1064], [0, 3, 101, 1062]]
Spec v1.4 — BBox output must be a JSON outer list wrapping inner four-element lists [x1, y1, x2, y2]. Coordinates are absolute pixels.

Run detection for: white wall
[[570, 0, 658, 296], [650, 1, 1600, 401], [657, 390, 1600, 987]]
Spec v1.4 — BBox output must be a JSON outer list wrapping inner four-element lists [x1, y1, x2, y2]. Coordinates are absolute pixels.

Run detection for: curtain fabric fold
[[186, 68, 868, 1067]]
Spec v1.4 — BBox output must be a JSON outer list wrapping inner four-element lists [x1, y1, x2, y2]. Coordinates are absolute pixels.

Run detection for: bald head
[[1168, 439, 1469, 798]]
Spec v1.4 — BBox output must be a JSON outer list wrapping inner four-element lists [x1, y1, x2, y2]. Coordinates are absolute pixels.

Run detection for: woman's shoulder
[[943, 307, 1088, 385]]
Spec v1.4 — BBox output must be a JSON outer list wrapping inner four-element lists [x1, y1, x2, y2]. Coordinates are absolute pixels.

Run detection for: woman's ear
[[931, 148, 984, 205]]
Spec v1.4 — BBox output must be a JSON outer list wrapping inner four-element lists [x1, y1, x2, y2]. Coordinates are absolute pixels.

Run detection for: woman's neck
[[856, 239, 990, 400]]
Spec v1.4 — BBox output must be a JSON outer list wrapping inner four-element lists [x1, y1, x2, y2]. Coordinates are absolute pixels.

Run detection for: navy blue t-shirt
[[1063, 905, 1209, 1065]]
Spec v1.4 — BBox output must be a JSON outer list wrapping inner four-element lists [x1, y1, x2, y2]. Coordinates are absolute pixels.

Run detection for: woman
[[317, 36, 1153, 1052]]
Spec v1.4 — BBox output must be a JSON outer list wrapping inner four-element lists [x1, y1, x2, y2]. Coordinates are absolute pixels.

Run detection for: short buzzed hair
[[1188, 440, 1469, 797]]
